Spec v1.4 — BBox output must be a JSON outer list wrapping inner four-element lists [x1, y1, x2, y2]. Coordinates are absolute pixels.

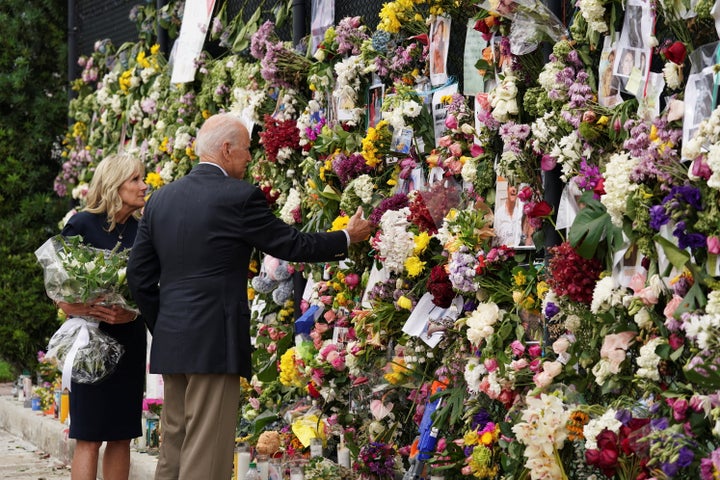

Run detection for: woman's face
[[621, 53, 634, 73], [118, 169, 147, 212]]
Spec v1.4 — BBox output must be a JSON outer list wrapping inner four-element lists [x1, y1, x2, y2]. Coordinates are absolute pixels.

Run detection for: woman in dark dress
[[57, 153, 148, 480]]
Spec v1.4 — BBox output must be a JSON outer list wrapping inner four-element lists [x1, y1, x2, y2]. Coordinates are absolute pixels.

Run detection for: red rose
[[525, 200, 553, 219], [664, 41, 687, 65], [474, 18, 490, 35], [593, 177, 606, 197], [307, 381, 321, 399]]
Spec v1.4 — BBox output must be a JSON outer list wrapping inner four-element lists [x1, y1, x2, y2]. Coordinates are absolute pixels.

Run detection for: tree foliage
[[0, 0, 69, 373]]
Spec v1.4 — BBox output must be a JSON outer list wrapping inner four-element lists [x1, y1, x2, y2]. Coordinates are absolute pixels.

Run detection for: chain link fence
[[73, 0, 471, 89]]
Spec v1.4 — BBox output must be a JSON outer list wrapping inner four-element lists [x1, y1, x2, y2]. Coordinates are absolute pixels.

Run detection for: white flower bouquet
[[35, 235, 132, 389]]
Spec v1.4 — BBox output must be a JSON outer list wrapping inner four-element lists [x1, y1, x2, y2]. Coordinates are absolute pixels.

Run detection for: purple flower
[[250, 21, 275, 60], [649, 205, 670, 231], [544, 302, 560, 319], [369, 194, 409, 226], [651, 417, 669, 430]]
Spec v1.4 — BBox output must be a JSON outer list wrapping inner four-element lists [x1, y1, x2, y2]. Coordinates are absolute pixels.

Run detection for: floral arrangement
[[54, 0, 720, 477]]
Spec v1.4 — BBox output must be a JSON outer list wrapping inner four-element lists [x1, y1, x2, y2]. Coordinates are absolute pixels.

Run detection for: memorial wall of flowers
[[53, 0, 720, 477]]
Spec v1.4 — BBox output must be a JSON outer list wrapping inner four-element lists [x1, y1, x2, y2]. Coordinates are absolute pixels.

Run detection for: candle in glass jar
[[337, 446, 350, 468]]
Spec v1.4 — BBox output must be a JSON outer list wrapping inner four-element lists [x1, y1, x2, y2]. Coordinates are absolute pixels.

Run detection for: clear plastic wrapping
[[45, 318, 125, 388]]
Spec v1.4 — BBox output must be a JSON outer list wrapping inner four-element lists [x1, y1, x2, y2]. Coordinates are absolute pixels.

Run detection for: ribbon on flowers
[[60, 317, 93, 391]]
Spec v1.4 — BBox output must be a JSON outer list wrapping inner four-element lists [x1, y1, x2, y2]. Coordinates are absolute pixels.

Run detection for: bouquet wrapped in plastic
[[35, 235, 133, 390]]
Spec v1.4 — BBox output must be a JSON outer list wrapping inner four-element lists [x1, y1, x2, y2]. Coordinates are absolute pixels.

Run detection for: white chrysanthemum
[[551, 131, 584, 182], [127, 101, 144, 124], [382, 109, 406, 131], [662, 62, 683, 90], [279, 188, 302, 224], [352, 174, 375, 204], [636, 337, 665, 381], [175, 131, 193, 150], [707, 291, 720, 315], [109, 95, 123, 115], [706, 144, 720, 189], [583, 409, 621, 450], [601, 152, 640, 227], [538, 63, 564, 94], [591, 276, 622, 313], [159, 161, 174, 183], [376, 208, 415, 274]]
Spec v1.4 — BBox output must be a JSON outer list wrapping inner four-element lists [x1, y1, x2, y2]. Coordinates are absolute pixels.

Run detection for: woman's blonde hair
[[83, 153, 145, 231]]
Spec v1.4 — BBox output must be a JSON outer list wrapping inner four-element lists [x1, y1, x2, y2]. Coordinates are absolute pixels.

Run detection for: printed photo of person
[[493, 179, 525, 247], [430, 16, 450, 86], [616, 48, 635, 77], [367, 84, 384, 129], [599, 44, 622, 107], [625, 4, 644, 48]]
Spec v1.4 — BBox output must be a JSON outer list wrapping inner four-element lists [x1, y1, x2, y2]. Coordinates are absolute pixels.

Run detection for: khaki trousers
[[155, 373, 240, 480]]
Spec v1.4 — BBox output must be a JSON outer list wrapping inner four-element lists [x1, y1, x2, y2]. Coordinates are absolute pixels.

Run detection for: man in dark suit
[[127, 113, 372, 480]]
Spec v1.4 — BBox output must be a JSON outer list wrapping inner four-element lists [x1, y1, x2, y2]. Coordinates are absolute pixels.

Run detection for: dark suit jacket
[[127, 163, 348, 378]]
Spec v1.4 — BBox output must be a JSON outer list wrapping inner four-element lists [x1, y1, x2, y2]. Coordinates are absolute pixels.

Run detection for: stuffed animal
[[251, 255, 294, 305]]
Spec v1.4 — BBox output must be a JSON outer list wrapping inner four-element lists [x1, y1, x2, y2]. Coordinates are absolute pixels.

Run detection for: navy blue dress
[[61, 211, 146, 441]]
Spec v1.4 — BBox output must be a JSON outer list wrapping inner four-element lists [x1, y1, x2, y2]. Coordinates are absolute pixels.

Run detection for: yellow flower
[[536, 281, 549, 299], [150, 44, 160, 55], [330, 214, 349, 232], [512, 290, 524, 304], [247, 287, 255, 301], [513, 270, 527, 286], [136, 51, 150, 69], [441, 94, 454, 104], [480, 431, 495, 446], [597, 115, 609, 126], [202, 109, 211, 119], [185, 145, 197, 160], [145, 172, 165, 189], [464, 430, 479, 446], [159, 137, 169, 153], [649, 124, 659, 142], [249, 259, 259, 274], [404, 256, 426, 277], [336, 292, 348, 306], [119, 70, 132, 93], [413, 232, 431, 255], [397, 295, 413, 310], [279, 348, 302, 387]]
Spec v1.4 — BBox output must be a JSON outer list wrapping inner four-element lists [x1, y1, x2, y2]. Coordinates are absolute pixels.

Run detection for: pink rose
[[552, 336, 571, 355], [344, 273, 360, 289], [510, 340, 525, 356], [671, 398, 689, 421], [708, 236, 720, 255], [266, 343, 277, 354], [324, 310, 337, 323], [438, 135, 453, 147], [470, 143, 484, 157], [528, 358, 541, 372], [628, 272, 647, 294], [541, 154, 557, 171], [600, 332, 636, 373], [484, 358, 498, 372], [510, 358, 529, 371], [664, 295, 683, 321], [449, 142, 463, 158], [528, 344, 542, 358], [445, 114, 458, 130]]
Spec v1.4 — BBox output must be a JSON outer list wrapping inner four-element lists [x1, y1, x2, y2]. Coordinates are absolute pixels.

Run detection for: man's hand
[[345, 206, 373, 244]]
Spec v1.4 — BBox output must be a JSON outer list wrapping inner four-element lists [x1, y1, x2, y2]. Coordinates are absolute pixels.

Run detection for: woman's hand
[[56, 301, 138, 325]]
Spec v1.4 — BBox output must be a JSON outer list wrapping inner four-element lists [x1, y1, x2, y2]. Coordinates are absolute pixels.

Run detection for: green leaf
[[568, 191, 620, 259], [252, 410, 280, 435], [673, 281, 707, 318], [654, 234, 691, 271]]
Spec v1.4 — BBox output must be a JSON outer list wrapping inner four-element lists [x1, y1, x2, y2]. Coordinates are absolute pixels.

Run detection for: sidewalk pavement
[[0, 383, 157, 479]]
